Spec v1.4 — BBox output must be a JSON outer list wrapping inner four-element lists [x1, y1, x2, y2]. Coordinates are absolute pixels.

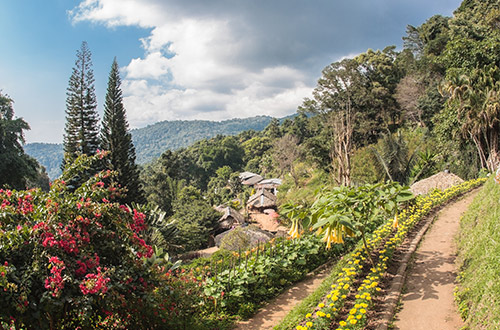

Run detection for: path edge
[[375, 189, 478, 330]]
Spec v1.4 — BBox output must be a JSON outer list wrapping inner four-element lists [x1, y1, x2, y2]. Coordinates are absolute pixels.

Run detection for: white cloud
[[70, 0, 462, 128], [70, 0, 316, 127], [125, 52, 171, 80]]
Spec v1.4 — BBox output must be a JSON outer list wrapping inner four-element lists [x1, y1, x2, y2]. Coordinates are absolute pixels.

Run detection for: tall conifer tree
[[63, 41, 100, 168], [100, 58, 144, 204]]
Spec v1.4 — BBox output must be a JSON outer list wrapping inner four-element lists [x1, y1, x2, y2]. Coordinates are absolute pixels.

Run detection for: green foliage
[[0, 152, 195, 329], [281, 182, 414, 267], [201, 235, 347, 318], [370, 131, 417, 184], [100, 58, 144, 205], [63, 41, 100, 169], [28, 116, 277, 181], [132, 116, 275, 164], [132, 203, 180, 252], [350, 146, 379, 185], [206, 166, 242, 206], [277, 166, 331, 206], [171, 186, 221, 252], [456, 177, 500, 329], [0, 92, 39, 190]]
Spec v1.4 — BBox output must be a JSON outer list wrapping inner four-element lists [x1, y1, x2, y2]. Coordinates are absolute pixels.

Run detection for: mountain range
[[25, 115, 276, 180]]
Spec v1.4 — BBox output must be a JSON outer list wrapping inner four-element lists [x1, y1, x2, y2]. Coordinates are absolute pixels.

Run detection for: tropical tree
[[62, 41, 100, 169], [437, 1, 500, 172], [273, 134, 302, 186], [441, 68, 500, 171], [370, 131, 418, 184], [100, 58, 144, 204], [301, 58, 364, 185], [0, 92, 39, 189]]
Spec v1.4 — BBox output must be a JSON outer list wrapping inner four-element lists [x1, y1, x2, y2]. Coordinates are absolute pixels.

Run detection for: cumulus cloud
[[70, 0, 460, 127]]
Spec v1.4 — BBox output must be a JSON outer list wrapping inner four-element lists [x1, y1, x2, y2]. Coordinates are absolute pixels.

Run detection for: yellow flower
[[326, 313, 331, 318], [318, 303, 325, 308], [306, 321, 313, 327], [360, 308, 366, 314], [350, 319, 357, 325], [305, 313, 311, 318], [349, 308, 357, 314], [356, 314, 362, 319], [339, 321, 347, 326]]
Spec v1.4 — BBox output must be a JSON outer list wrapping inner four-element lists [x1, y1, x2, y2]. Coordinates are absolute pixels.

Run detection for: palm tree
[[371, 131, 418, 184], [441, 68, 500, 171]]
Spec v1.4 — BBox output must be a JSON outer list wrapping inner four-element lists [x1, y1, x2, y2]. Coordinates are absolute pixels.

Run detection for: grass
[[455, 178, 500, 330], [277, 165, 333, 206]]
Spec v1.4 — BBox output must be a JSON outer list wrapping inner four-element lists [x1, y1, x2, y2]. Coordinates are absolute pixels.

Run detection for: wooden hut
[[217, 207, 246, 232], [247, 188, 277, 211], [255, 178, 282, 195], [239, 171, 264, 186]]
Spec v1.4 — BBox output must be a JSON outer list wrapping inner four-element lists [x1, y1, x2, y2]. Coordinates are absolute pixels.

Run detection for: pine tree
[[100, 58, 144, 204], [63, 41, 100, 168]]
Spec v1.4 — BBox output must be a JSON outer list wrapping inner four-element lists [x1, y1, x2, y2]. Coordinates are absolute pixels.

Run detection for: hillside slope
[[132, 116, 273, 164], [24, 143, 64, 180], [455, 178, 500, 329], [26, 115, 275, 180]]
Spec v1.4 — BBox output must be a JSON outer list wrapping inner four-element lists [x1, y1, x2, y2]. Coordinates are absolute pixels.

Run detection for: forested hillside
[[132, 115, 275, 163], [24, 143, 64, 180], [25, 115, 277, 179]]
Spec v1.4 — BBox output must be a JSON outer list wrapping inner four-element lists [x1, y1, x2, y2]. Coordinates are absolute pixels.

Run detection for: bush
[[0, 153, 200, 329]]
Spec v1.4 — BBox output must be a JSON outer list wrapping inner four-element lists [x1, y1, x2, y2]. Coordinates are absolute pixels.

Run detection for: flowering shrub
[[0, 153, 189, 329]]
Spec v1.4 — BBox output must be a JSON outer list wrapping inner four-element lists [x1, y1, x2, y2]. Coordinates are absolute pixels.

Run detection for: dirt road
[[392, 191, 478, 330]]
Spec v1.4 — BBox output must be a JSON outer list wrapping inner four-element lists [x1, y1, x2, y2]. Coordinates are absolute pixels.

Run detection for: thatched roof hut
[[214, 225, 274, 250], [410, 171, 464, 195], [247, 188, 277, 210], [239, 171, 259, 181], [217, 207, 246, 231], [255, 178, 282, 193], [242, 175, 263, 186]]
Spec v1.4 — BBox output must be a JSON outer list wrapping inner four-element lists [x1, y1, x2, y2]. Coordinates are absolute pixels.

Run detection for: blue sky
[[0, 0, 462, 143]]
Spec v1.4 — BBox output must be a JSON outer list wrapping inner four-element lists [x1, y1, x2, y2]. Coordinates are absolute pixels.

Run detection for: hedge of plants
[[289, 177, 485, 330], [0, 154, 206, 329]]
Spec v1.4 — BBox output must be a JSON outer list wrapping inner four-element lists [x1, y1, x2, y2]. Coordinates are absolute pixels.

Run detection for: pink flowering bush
[[0, 153, 175, 329]]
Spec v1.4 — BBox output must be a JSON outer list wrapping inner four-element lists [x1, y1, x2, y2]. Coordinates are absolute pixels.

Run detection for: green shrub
[[0, 153, 204, 329]]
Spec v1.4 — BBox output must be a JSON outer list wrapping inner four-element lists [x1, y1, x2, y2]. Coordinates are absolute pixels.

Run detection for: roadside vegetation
[[455, 177, 500, 330]]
